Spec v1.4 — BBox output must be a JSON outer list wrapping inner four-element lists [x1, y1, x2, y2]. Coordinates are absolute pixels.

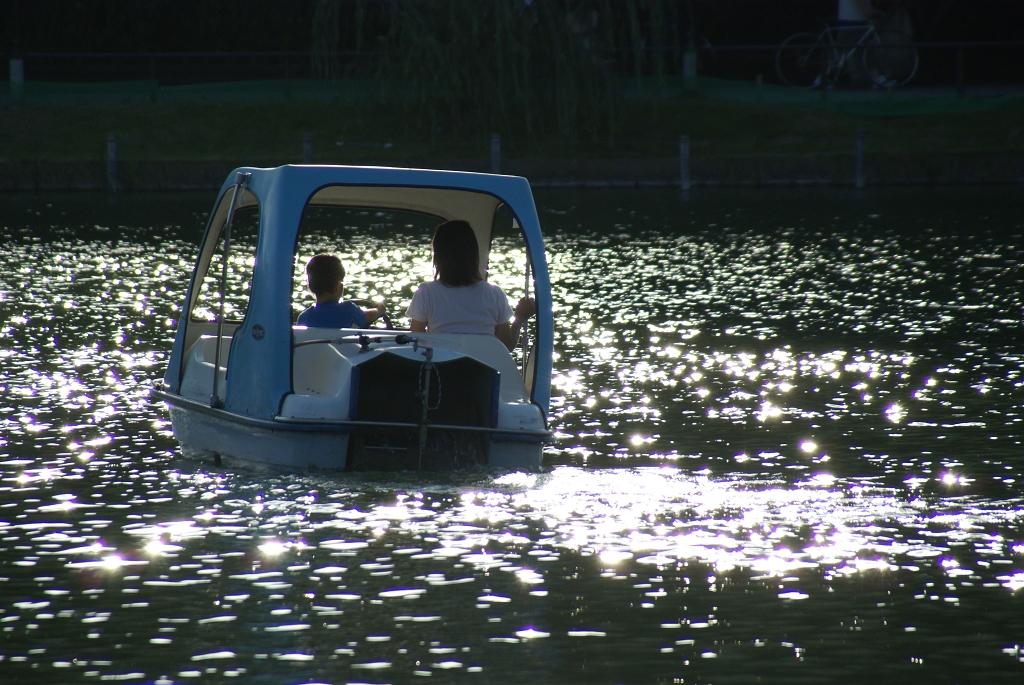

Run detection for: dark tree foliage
[[3, 0, 1021, 54], [1, 0, 317, 53], [1, 1, 1021, 140]]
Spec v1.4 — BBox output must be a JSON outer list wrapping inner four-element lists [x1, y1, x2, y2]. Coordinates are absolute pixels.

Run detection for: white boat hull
[[167, 401, 351, 471], [159, 388, 545, 472]]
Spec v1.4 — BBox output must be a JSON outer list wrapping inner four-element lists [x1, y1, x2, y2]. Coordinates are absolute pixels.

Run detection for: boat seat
[[293, 343, 350, 396], [198, 335, 233, 366], [179, 335, 232, 403]]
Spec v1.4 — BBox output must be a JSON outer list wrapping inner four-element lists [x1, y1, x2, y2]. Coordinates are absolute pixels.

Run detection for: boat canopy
[[163, 165, 552, 423]]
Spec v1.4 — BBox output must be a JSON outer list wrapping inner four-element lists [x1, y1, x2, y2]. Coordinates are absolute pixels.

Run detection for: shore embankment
[[1, 152, 1022, 191], [1, 86, 1021, 190]]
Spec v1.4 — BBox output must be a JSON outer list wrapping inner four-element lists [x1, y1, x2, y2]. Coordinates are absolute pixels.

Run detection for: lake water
[[1, 187, 1022, 684]]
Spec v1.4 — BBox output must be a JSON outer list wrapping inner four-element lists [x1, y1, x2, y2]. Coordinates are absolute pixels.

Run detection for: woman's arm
[[506, 297, 536, 350], [410, 319, 427, 333], [494, 322, 515, 351]]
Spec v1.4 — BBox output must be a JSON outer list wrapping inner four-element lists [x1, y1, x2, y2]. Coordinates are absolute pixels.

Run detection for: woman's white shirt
[[406, 280, 514, 335]]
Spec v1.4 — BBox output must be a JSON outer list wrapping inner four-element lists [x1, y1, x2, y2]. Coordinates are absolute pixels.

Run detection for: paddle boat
[[153, 165, 553, 471]]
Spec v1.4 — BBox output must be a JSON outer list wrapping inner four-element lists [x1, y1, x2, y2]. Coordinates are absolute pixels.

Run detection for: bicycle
[[775, 22, 918, 89]]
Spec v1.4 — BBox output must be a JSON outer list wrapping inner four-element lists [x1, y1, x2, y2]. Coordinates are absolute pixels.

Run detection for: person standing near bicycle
[[776, 1, 918, 89], [837, 0, 876, 28], [837, 0, 877, 85]]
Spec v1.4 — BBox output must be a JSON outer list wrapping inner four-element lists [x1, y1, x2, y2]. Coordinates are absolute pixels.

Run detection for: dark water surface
[[1, 188, 1022, 684]]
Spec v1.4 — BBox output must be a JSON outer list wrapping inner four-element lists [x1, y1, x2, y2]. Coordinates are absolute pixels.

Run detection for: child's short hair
[[305, 254, 345, 296]]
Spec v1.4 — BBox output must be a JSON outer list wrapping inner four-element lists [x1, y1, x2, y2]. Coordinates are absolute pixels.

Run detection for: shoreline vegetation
[[3, 85, 1023, 160], [3, 1, 1021, 187], [1, 92, 1022, 189]]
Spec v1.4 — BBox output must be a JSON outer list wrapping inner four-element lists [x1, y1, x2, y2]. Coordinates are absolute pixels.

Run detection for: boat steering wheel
[[350, 298, 392, 330]]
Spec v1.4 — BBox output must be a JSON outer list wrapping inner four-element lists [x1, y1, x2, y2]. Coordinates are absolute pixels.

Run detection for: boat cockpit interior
[[177, 180, 539, 418]]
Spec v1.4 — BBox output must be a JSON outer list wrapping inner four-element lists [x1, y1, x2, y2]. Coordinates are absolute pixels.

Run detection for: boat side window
[[292, 205, 439, 327], [179, 192, 261, 363], [489, 202, 535, 366], [191, 205, 260, 324]]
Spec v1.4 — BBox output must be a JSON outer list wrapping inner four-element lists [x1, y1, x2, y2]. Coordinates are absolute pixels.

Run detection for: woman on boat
[[407, 220, 534, 351]]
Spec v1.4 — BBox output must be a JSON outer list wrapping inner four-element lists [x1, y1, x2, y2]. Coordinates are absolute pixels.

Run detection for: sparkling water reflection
[[1, 189, 1023, 683]]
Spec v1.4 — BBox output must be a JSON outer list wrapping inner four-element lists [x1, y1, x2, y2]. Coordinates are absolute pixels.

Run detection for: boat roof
[[210, 165, 537, 275], [165, 165, 553, 420]]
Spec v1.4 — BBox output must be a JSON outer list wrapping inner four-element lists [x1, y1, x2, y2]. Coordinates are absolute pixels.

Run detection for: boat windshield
[[291, 201, 533, 340], [292, 205, 441, 326]]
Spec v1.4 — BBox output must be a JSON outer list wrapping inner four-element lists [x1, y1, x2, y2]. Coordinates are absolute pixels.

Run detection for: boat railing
[[293, 332, 424, 353]]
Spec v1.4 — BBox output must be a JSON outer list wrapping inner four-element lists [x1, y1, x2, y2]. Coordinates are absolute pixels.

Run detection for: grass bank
[[2, 97, 1022, 166]]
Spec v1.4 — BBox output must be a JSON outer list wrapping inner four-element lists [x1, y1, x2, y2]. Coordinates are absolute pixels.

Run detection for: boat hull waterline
[[156, 387, 548, 471]]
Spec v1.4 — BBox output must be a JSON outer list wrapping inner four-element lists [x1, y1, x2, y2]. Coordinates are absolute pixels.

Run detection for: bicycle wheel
[[776, 33, 831, 88], [861, 31, 918, 87]]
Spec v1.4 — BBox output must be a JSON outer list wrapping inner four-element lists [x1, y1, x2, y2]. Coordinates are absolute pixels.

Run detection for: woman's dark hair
[[305, 254, 345, 296], [432, 220, 482, 287]]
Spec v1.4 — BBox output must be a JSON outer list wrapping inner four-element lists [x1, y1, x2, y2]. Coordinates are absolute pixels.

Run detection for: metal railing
[[3, 41, 1024, 89]]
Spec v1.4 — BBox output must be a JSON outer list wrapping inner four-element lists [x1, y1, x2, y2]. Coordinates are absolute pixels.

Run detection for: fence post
[[679, 135, 690, 191], [955, 47, 965, 97], [284, 56, 291, 99], [855, 129, 866, 190], [490, 133, 501, 174], [683, 34, 697, 92], [148, 56, 158, 103], [9, 45, 24, 102], [755, 74, 763, 104], [107, 134, 118, 193], [302, 133, 312, 164]]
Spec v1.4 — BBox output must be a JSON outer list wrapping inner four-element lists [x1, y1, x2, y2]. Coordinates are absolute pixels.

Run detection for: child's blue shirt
[[296, 300, 366, 328]]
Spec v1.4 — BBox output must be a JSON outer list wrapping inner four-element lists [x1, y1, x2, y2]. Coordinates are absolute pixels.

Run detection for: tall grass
[[371, 0, 681, 145], [311, 0, 341, 79]]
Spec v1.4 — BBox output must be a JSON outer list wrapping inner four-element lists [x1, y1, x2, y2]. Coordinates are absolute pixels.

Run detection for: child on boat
[[297, 254, 386, 328], [407, 220, 534, 351]]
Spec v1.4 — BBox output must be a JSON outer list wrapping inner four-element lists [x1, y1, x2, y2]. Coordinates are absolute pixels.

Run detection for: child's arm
[[349, 298, 386, 326], [364, 302, 386, 326]]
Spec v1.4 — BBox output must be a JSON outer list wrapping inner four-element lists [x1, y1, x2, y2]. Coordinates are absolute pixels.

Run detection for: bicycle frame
[[815, 23, 879, 84], [777, 21, 918, 89]]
